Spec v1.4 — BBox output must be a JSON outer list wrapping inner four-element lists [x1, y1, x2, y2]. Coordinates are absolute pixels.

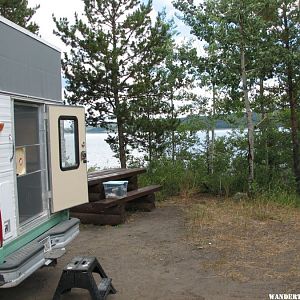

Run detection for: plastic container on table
[[103, 180, 128, 198]]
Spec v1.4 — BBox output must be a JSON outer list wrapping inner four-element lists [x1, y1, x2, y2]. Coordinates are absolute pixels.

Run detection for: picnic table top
[[77, 185, 161, 209], [88, 167, 146, 186]]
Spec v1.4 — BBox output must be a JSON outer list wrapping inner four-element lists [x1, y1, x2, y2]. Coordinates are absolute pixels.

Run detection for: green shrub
[[139, 157, 207, 200], [253, 187, 300, 207]]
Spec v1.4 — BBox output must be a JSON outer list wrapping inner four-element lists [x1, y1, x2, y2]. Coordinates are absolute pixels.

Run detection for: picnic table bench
[[70, 168, 161, 225]]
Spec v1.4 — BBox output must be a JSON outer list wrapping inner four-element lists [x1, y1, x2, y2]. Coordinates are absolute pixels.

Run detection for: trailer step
[[53, 256, 116, 300], [37, 218, 80, 242], [0, 218, 80, 288], [44, 248, 66, 260], [0, 241, 45, 288], [0, 242, 43, 271]]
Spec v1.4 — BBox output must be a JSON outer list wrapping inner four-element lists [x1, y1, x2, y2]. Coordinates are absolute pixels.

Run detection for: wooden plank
[[88, 168, 121, 178], [88, 175, 134, 195], [71, 185, 161, 225], [71, 203, 125, 215], [88, 167, 144, 177], [89, 193, 101, 202], [88, 172, 142, 185], [99, 185, 161, 207], [89, 174, 139, 198], [88, 184, 104, 194], [71, 212, 125, 226], [93, 185, 161, 208], [88, 168, 144, 179], [73, 185, 161, 212], [89, 188, 105, 201], [88, 168, 146, 186]]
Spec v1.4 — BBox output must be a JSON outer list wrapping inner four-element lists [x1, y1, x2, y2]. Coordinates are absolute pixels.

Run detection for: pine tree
[[54, 0, 173, 167], [161, 43, 199, 162], [125, 41, 199, 164], [0, 0, 39, 34]]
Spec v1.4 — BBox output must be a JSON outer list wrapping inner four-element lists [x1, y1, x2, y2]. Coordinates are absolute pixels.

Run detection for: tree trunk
[[241, 45, 255, 192], [259, 77, 269, 171], [148, 102, 152, 163], [147, 97, 153, 163], [287, 73, 300, 193], [112, 3, 126, 168], [171, 94, 175, 163], [148, 131, 152, 163], [116, 115, 127, 168], [259, 78, 266, 120], [206, 129, 210, 175], [283, 6, 300, 193], [210, 82, 216, 175]]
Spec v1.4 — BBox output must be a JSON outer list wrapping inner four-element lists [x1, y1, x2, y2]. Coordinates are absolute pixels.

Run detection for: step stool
[[53, 256, 116, 300]]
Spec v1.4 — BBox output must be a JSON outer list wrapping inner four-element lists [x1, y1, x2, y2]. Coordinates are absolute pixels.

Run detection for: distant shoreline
[[86, 128, 235, 134], [86, 114, 258, 134]]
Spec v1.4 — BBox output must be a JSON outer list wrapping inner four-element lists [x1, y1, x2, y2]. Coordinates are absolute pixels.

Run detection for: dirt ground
[[0, 199, 298, 300]]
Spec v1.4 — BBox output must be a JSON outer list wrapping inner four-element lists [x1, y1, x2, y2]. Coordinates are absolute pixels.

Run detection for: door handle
[[9, 134, 14, 162], [81, 151, 87, 163]]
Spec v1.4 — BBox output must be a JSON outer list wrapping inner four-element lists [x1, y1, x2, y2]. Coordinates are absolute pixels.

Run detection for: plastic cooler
[[103, 180, 128, 198]]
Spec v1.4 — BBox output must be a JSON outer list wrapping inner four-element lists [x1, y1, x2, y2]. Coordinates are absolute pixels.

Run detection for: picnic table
[[70, 168, 161, 225]]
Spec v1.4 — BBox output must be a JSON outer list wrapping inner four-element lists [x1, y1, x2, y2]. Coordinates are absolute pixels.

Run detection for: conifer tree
[[125, 41, 199, 163], [54, 0, 173, 167], [0, 0, 39, 34]]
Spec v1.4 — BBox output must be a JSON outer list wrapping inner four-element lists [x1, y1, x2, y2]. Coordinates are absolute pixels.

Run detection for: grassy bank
[[142, 156, 300, 285], [164, 194, 300, 286]]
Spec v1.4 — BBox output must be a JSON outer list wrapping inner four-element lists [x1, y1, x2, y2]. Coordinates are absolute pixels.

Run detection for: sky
[[27, 0, 195, 52]]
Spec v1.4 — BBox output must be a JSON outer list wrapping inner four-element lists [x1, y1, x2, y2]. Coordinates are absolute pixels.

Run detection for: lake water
[[86, 129, 233, 169], [86, 133, 120, 169]]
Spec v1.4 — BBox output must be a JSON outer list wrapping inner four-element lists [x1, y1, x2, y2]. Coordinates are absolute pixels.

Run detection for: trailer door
[[47, 105, 88, 213], [0, 95, 17, 243]]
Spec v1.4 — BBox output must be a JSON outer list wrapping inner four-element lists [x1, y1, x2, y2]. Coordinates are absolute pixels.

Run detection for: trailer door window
[[59, 117, 79, 171]]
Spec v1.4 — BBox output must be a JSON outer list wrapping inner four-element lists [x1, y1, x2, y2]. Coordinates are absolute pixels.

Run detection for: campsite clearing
[[0, 196, 298, 300]]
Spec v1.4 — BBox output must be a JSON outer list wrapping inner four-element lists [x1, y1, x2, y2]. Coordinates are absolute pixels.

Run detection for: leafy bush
[[139, 157, 207, 200], [253, 187, 300, 207], [139, 124, 299, 203]]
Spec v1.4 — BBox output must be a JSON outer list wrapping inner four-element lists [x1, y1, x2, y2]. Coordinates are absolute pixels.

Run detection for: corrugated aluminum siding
[[0, 19, 62, 101]]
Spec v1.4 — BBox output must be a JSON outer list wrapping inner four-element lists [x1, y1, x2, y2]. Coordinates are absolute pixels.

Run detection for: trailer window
[[59, 116, 79, 171]]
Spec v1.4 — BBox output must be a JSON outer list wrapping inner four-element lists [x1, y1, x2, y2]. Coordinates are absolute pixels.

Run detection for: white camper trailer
[[0, 16, 88, 287]]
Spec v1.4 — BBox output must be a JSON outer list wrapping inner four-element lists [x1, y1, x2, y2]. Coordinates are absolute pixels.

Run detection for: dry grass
[[170, 193, 300, 286]]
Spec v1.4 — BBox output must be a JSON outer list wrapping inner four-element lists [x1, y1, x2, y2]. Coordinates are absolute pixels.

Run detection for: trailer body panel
[[0, 16, 88, 287]]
